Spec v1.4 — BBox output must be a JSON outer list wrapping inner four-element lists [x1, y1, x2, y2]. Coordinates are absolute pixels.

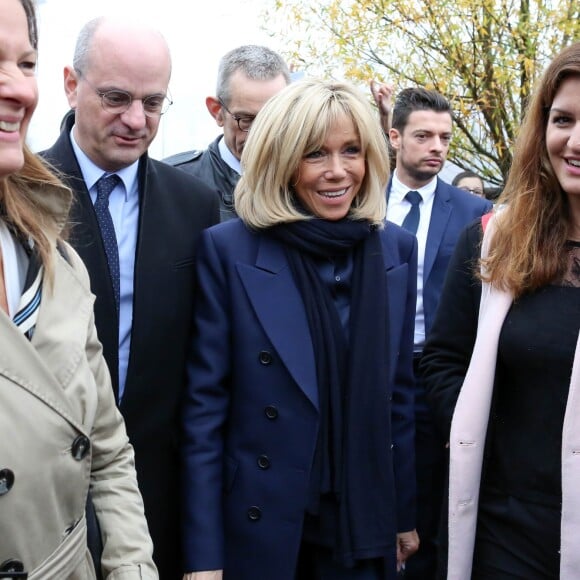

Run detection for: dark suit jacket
[[414, 178, 491, 339], [420, 218, 484, 438], [389, 178, 491, 417], [163, 135, 240, 223], [41, 116, 220, 579], [181, 219, 418, 579]]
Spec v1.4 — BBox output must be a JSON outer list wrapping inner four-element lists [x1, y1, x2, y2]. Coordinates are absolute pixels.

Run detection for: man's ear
[[206, 96, 224, 127], [389, 127, 401, 151], [64, 66, 79, 109]]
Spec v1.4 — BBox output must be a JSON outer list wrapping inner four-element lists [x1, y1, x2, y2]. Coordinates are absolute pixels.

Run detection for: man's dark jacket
[[41, 114, 220, 578], [164, 135, 239, 222]]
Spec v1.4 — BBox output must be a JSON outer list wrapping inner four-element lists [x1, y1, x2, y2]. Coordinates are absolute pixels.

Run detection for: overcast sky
[[28, 0, 281, 159]]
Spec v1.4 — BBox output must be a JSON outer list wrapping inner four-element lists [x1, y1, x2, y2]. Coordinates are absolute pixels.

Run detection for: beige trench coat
[[0, 185, 157, 579], [447, 216, 580, 579]]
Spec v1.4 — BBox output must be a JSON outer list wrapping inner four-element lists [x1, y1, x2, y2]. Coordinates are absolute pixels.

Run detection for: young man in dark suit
[[41, 17, 219, 579], [383, 87, 492, 579]]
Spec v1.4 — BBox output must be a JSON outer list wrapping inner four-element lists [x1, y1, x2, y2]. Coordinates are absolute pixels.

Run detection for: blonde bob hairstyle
[[235, 78, 389, 229]]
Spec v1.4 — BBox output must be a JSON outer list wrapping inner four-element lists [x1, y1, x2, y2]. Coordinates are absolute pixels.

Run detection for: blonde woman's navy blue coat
[[181, 218, 418, 579]]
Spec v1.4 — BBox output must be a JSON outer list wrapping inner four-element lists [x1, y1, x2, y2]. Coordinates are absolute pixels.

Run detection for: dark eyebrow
[[231, 111, 256, 118], [549, 107, 571, 114]]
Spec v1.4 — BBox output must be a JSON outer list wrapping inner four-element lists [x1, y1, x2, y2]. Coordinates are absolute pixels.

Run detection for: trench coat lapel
[[0, 254, 89, 434], [236, 235, 319, 409]]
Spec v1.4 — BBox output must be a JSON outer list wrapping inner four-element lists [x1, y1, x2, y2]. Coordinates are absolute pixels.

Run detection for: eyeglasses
[[80, 74, 173, 117], [459, 186, 484, 196], [218, 98, 255, 132]]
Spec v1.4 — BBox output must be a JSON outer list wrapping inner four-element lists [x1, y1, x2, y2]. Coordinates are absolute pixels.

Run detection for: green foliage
[[265, 0, 580, 185]]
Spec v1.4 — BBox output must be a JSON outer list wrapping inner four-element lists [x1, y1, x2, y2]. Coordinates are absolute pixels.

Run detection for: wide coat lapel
[[236, 235, 319, 409], [447, 283, 511, 580], [424, 179, 451, 283], [42, 125, 120, 397], [0, 253, 91, 434], [448, 216, 511, 579]]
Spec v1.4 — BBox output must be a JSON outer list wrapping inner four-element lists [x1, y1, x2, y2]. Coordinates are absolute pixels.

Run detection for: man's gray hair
[[217, 45, 290, 104], [72, 17, 104, 73]]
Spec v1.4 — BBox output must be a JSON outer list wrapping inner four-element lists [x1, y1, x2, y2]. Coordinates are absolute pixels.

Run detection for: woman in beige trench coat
[[0, 0, 157, 578]]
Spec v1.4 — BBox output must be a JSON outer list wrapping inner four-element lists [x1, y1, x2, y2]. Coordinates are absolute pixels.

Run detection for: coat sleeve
[[420, 219, 483, 439], [65, 245, 158, 580], [391, 232, 419, 533], [181, 229, 231, 572]]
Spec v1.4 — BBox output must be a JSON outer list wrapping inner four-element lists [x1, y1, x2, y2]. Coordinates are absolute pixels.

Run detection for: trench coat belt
[[29, 515, 88, 580]]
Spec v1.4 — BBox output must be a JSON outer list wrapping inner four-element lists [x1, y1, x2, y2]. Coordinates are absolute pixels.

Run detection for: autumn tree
[[266, 0, 579, 185]]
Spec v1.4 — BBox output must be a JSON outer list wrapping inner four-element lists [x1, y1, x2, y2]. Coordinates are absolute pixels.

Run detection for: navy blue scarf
[[268, 218, 394, 566]]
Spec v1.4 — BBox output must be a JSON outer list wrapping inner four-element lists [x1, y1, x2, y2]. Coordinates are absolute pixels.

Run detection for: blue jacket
[[412, 178, 492, 339], [182, 218, 418, 579]]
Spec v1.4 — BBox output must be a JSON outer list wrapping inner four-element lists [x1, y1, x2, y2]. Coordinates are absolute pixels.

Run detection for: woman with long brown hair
[[421, 41, 580, 579]]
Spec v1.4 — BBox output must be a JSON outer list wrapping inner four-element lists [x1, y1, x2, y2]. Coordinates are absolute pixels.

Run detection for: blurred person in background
[[452, 170, 486, 198]]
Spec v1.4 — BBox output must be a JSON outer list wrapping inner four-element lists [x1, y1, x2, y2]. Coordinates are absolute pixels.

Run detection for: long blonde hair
[[483, 42, 580, 297], [235, 79, 389, 229]]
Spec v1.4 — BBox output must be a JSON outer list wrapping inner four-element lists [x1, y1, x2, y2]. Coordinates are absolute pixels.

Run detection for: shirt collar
[[218, 135, 242, 175], [69, 127, 140, 199], [391, 170, 438, 205]]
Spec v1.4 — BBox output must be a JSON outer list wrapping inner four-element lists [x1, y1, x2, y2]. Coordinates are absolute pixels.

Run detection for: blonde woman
[[182, 79, 419, 580]]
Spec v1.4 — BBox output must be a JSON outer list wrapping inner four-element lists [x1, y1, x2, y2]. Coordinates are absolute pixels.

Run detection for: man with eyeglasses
[[41, 16, 219, 579], [451, 170, 487, 198], [164, 45, 290, 222]]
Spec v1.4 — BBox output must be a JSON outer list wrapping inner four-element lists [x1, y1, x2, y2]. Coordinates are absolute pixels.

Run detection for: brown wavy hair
[[483, 42, 580, 297]]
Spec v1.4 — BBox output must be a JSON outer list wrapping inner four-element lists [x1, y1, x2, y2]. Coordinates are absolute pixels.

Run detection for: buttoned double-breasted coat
[[181, 219, 418, 579], [0, 185, 156, 579]]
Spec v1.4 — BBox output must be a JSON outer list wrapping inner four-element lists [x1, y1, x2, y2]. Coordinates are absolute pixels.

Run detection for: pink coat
[[447, 218, 580, 579]]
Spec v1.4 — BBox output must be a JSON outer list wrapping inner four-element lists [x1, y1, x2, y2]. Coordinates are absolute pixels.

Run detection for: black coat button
[[258, 351, 273, 365], [257, 455, 270, 469], [71, 435, 90, 461], [264, 405, 278, 420], [247, 506, 262, 521], [0, 559, 24, 573], [0, 469, 14, 496]]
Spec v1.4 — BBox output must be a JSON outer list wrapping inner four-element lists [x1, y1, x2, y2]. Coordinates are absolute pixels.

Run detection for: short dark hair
[[452, 170, 482, 187], [391, 87, 451, 132]]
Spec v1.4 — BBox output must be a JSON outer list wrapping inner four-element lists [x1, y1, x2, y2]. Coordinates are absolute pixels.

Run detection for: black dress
[[472, 242, 580, 579]]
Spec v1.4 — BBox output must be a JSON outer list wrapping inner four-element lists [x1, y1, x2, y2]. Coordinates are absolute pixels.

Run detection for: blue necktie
[[401, 190, 422, 235], [94, 174, 121, 312]]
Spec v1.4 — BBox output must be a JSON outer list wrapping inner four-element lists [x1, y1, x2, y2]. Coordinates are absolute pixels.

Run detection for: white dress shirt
[[386, 170, 437, 348], [218, 136, 242, 175]]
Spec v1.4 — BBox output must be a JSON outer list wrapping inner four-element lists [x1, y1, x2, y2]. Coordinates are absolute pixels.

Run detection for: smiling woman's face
[[292, 113, 365, 221], [0, 0, 38, 178], [546, 76, 580, 199]]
